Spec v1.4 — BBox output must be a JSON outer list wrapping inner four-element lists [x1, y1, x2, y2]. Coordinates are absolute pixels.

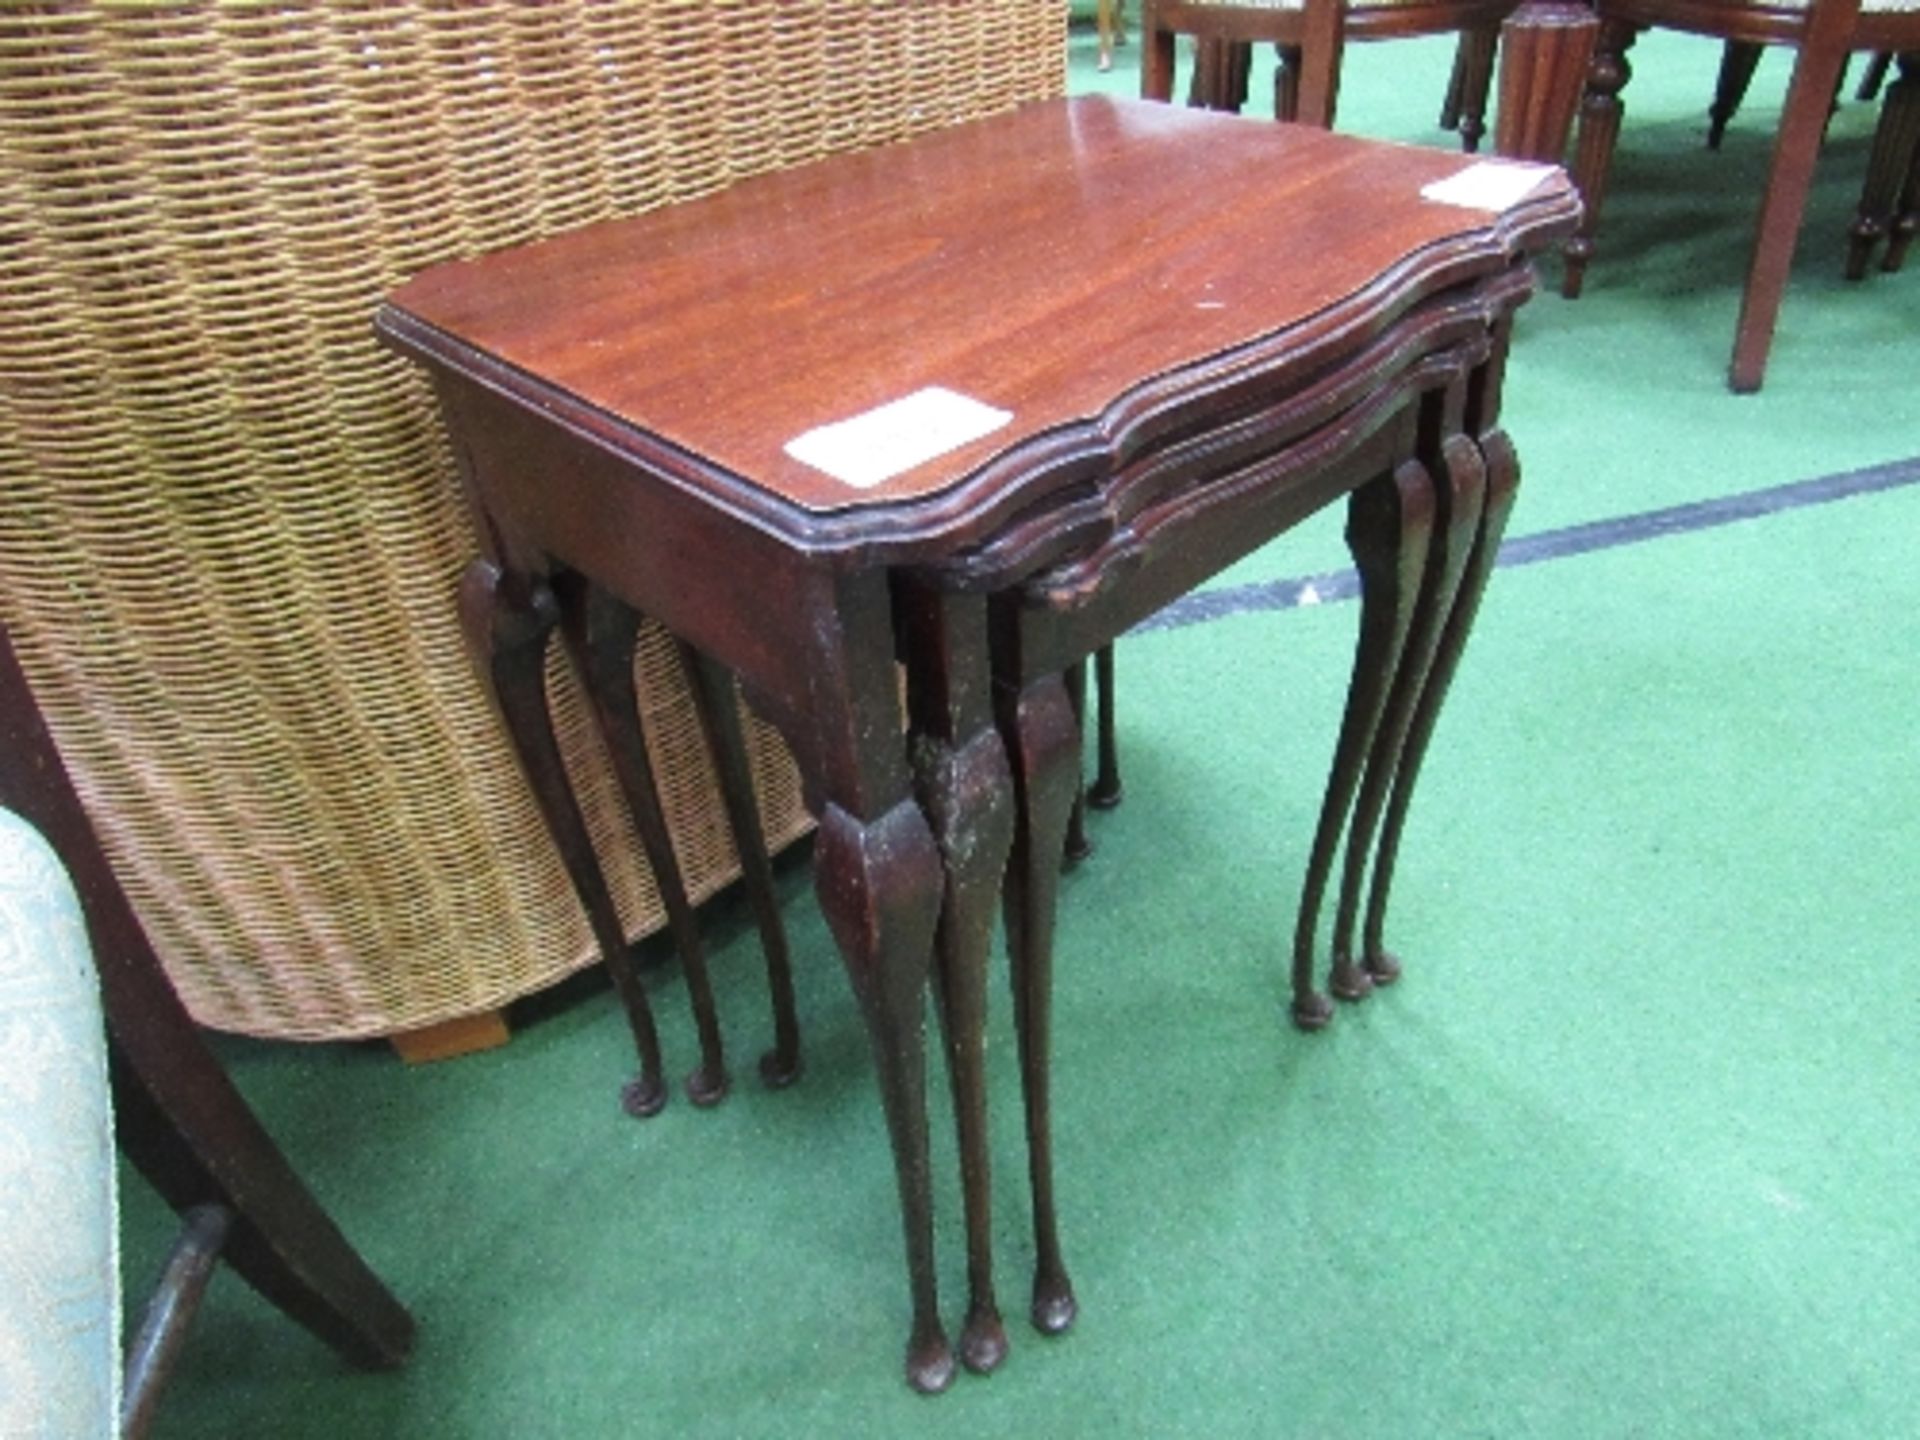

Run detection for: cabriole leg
[[1331, 433, 1487, 994], [1362, 429, 1523, 977], [678, 641, 804, 1088], [899, 583, 1018, 1374], [458, 559, 666, 1118], [996, 669, 1082, 1336], [566, 581, 728, 1107], [1290, 460, 1435, 1029]]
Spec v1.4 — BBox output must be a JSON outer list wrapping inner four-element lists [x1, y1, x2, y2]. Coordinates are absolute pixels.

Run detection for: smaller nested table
[[378, 97, 1576, 1392]]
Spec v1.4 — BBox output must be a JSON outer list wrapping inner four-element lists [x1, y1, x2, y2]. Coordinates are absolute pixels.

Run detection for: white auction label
[[783, 386, 1013, 489], [1419, 161, 1556, 213]]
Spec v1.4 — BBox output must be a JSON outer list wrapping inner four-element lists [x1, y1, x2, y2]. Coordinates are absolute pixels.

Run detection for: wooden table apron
[[375, 96, 1578, 1393]]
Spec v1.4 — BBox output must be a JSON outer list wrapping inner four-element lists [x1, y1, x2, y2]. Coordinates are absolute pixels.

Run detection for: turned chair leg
[[1563, 20, 1638, 298], [1453, 25, 1501, 152], [1849, 55, 1920, 278]]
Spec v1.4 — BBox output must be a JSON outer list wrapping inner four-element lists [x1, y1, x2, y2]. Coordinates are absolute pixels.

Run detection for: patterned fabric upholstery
[[0, 809, 119, 1439]]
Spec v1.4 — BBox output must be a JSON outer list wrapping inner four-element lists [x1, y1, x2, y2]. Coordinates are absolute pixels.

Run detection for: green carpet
[[118, 23, 1920, 1439]]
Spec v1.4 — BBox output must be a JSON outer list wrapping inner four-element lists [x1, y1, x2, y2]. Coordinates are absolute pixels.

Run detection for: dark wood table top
[[382, 97, 1575, 536]]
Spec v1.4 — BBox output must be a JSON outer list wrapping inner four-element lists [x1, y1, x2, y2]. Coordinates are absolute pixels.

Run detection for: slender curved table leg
[[1062, 657, 1094, 865], [791, 569, 952, 1394], [1330, 431, 1487, 996], [1089, 642, 1124, 810], [995, 669, 1082, 1336], [677, 639, 804, 1089], [566, 581, 729, 1106], [1289, 460, 1435, 1030], [814, 799, 949, 1392], [1362, 427, 1523, 979], [899, 583, 1018, 1375], [459, 560, 667, 1117]]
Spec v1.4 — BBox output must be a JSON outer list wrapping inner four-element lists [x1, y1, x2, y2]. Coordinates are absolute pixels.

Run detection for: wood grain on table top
[[385, 97, 1573, 515]]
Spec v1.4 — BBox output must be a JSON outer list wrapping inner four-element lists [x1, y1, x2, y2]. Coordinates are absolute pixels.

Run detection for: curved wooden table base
[[380, 99, 1576, 1391]]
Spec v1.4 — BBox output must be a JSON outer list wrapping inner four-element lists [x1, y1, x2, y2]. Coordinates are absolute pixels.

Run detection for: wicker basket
[[0, 1, 1067, 1040]]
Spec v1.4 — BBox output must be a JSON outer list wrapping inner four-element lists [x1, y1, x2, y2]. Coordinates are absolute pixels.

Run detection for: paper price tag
[[1420, 161, 1556, 213], [784, 386, 1013, 489]]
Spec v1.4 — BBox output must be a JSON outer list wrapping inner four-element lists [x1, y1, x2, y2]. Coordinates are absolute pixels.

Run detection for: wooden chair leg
[[1849, 54, 1920, 278], [1294, 0, 1346, 128], [1858, 48, 1893, 100], [1493, 1, 1600, 165], [0, 627, 416, 1379], [1453, 25, 1501, 152], [1142, 2, 1178, 101], [1729, 0, 1861, 392], [1193, 37, 1253, 111], [1886, 84, 1920, 271], [121, 1203, 232, 1440], [1709, 40, 1765, 149], [1441, 30, 1472, 130], [1563, 19, 1639, 298], [1274, 42, 1303, 120]]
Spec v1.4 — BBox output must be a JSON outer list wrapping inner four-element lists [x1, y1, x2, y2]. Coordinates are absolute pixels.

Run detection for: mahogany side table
[[377, 97, 1577, 1392]]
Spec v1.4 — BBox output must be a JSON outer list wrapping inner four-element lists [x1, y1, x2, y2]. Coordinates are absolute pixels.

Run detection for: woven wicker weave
[[0, 1, 1067, 1040]]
